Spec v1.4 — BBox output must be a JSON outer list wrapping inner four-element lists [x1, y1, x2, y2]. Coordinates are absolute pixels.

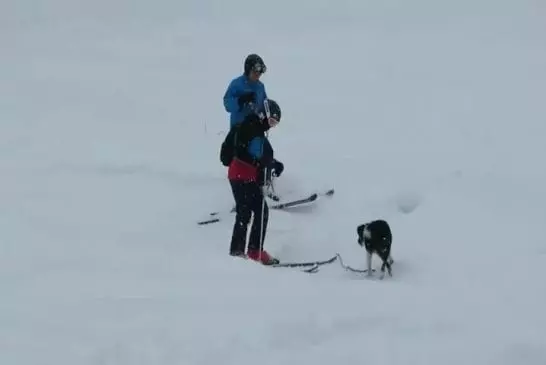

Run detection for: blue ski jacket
[[223, 74, 268, 128]]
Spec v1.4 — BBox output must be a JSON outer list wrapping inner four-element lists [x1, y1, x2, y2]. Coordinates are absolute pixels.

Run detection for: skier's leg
[[246, 183, 278, 265], [248, 183, 269, 252], [229, 180, 252, 256]]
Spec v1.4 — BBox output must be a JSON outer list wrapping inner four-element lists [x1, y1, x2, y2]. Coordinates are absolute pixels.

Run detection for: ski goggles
[[252, 63, 267, 74]]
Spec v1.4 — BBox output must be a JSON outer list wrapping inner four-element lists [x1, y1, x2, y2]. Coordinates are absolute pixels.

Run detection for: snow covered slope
[[2, 0, 546, 364]]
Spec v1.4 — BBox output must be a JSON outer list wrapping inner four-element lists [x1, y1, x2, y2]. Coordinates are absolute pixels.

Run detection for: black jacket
[[222, 113, 273, 167]]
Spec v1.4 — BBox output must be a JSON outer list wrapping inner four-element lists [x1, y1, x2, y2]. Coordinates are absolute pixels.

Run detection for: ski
[[271, 254, 338, 269], [231, 252, 391, 277], [197, 194, 314, 225], [198, 216, 221, 225], [270, 193, 318, 209], [273, 253, 386, 276], [271, 187, 333, 210], [197, 188, 334, 225]]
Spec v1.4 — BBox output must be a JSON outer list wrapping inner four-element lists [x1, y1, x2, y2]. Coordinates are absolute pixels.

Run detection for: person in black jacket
[[225, 99, 283, 265]]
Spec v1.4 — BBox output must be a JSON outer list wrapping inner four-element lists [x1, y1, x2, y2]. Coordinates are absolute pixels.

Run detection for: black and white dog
[[357, 220, 394, 277]]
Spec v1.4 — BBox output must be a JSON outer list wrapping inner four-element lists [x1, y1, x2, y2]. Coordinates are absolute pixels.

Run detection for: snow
[[2, 0, 546, 364]]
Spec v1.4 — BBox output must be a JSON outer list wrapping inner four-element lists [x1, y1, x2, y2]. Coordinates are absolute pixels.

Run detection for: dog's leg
[[388, 253, 394, 265], [366, 251, 373, 276], [379, 261, 392, 279]]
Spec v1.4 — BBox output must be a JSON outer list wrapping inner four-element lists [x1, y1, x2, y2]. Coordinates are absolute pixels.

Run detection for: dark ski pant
[[229, 180, 269, 255]]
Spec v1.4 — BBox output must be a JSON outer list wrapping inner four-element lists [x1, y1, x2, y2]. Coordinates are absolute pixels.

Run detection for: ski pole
[[259, 98, 271, 262]]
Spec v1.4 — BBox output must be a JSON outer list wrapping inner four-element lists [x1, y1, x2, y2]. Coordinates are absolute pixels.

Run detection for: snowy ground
[[2, 0, 546, 364]]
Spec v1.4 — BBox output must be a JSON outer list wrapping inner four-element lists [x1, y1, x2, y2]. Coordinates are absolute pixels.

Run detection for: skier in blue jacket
[[223, 54, 268, 128], [222, 54, 283, 199]]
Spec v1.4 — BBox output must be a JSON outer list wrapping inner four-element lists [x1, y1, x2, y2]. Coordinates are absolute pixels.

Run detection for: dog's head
[[356, 224, 370, 247]]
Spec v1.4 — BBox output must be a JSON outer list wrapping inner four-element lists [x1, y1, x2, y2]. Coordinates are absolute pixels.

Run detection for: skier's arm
[[262, 83, 268, 100], [249, 137, 275, 166], [248, 137, 264, 160], [232, 115, 262, 164], [223, 80, 241, 113], [223, 79, 256, 113], [240, 116, 272, 165]]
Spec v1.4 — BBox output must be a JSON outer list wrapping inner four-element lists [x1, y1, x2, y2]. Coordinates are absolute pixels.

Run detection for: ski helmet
[[244, 54, 267, 75], [266, 99, 281, 122]]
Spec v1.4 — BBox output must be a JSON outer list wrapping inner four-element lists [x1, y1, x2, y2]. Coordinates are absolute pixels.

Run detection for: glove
[[271, 159, 284, 177], [238, 92, 256, 110], [256, 160, 279, 187]]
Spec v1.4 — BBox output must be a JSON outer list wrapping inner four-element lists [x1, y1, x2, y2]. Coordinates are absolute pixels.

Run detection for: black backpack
[[220, 126, 238, 166]]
